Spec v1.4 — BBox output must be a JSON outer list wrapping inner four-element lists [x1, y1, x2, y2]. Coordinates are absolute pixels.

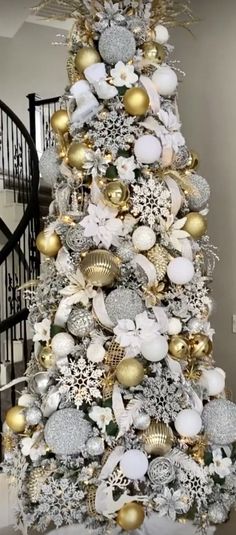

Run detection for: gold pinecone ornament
[[147, 244, 170, 281]]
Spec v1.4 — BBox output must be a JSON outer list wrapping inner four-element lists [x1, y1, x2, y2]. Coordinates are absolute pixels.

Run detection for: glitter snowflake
[[131, 177, 172, 227], [177, 468, 213, 510], [166, 274, 211, 320], [88, 109, 140, 156], [57, 358, 104, 408]]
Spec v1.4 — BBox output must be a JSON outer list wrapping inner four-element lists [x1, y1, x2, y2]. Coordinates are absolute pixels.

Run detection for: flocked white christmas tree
[[2, 1, 236, 534]]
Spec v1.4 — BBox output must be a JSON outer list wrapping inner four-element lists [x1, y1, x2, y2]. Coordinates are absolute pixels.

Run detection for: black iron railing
[[27, 93, 61, 152]]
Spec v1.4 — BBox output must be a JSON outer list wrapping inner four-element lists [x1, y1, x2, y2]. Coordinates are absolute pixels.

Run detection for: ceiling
[[0, 0, 72, 38]]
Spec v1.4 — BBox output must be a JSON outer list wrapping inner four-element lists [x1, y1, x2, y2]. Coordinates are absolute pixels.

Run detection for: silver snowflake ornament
[[57, 358, 104, 408], [131, 177, 172, 228], [88, 109, 140, 156]]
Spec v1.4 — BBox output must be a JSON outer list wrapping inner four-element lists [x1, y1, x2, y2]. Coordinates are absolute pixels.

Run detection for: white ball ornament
[[134, 134, 162, 164], [141, 335, 168, 362], [133, 412, 151, 430], [152, 66, 178, 96], [51, 332, 75, 357], [155, 24, 169, 44], [168, 318, 182, 336], [120, 450, 149, 480], [132, 226, 156, 252], [167, 257, 195, 285], [200, 368, 225, 397], [175, 409, 202, 438]]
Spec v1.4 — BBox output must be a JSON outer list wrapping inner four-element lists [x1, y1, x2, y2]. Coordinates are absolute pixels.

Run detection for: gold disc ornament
[[103, 180, 129, 209], [116, 502, 145, 531], [67, 142, 89, 170], [36, 230, 61, 258], [183, 212, 207, 240], [123, 87, 150, 116], [75, 46, 101, 74], [6, 406, 26, 433], [143, 41, 166, 64], [51, 109, 69, 135], [141, 421, 174, 456], [116, 358, 145, 387], [39, 346, 55, 370], [168, 335, 189, 361], [189, 333, 213, 359], [80, 249, 121, 287]]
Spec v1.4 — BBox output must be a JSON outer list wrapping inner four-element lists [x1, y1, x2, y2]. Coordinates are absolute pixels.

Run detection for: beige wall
[[0, 22, 67, 128]]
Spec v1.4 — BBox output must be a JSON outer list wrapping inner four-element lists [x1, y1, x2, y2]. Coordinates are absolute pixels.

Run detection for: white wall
[[0, 21, 68, 128]]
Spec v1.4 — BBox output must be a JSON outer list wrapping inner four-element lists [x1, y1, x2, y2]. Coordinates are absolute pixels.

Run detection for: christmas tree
[[2, 1, 236, 534]]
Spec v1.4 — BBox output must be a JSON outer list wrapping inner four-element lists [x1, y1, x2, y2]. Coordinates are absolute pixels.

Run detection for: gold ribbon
[[156, 168, 199, 196]]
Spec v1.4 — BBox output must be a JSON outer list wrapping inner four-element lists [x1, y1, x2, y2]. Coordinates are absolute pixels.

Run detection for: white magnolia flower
[[160, 215, 190, 253], [209, 449, 232, 478], [80, 202, 124, 249], [115, 155, 137, 183], [154, 487, 190, 521], [83, 149, 108, 179], [89, 405, 113, 432], [114, 311, 160, 356], [21, 431, 47, 461], [111, 61, 138, 88], [60, 268, 97, 306], [33, 318, 51, 343]]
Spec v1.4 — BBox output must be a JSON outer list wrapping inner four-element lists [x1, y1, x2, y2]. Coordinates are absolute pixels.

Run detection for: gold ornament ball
[[141, 421, 174, 456], [51, 109, 69, 135], [116, 502, 145, 531], [143, 41, 166, 63], [116, 358, 145, 387], [169, 335, 189, 361], [67, 142, 88, 170], [39, 346, 55, 370], [36, 231, 61, 258], [186, 151, 199, 170], [123, 87, 150, 116], [75, 47, 101, 74], [6, 406, 26, 433], [183, 212, 207, 240], [189, 333, 213, 359], [104, 180, 129, 209]]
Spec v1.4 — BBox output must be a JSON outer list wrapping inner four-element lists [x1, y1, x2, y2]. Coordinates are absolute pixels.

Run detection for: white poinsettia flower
[[82, 149, 108, 179], [89, 405, 113, 432], [209, 449, 232, 478], [60, 268, 97, 306], [114, 311, 160, 356], [21, 431, 47, 461], [154, 487, 190, 521], [33, 318, 51, 343], [160, 215, 190, 253], [158, 109, 185, 152], [80, 202, 124, 249], [115, 155, 137, 183], [110, 61, 138, 88]]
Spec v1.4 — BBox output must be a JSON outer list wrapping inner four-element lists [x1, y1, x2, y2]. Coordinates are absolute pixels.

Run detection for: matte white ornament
[[167, 257, 194, 285], [141, 335, 168, 362], [175, 409, 202, 438], [51, 332, 75, 357], [200, 368, 225, 396], [120, 449, 149, 479], [168, 318, 182, 335], [155, 24, 170, 44], [134, 134, 162, 164], [132, 226, 156, 251], [152, 66, 178, 96]]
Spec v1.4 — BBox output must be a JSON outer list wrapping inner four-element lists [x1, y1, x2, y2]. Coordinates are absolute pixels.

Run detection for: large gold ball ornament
[[104, 180, 129, 209], [39, 346, 55, 370], [80, 249, 121, 287], [116, 502, 145, 531], [36, 231, 61, 258], [6, 406, 26, 433], [75, 47, 101, 73], [123, 87, 150, 116], [143, 41, 166, 63], [141, 421, 174, 456], [169, 335, 189, 361], [116, 358, 145, 387], [67, 142, 89, 170], [186, 151, 199, 170], [183, 212, 207, 240], [189, 334, 213, 359], [50, 109, 69, 135]]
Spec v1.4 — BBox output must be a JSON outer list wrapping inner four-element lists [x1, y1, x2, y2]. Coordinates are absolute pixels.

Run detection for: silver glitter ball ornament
[[202, 399, 236, 445], [67, 306, 95, 337], [39, 147, 61, 187], [65, 224, 94, 253], [105, 287, 144, 325], [187, 174, 211, 211], [25, 406, 42, 426], [208, 503, 228, 524], [133, 412, 151, 431], [86, 437, 105, 457], [116, 241, 135, 263], [99, 26, 136, 65], [44, 408, 91, 455], [148, 458, 175, 486]]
